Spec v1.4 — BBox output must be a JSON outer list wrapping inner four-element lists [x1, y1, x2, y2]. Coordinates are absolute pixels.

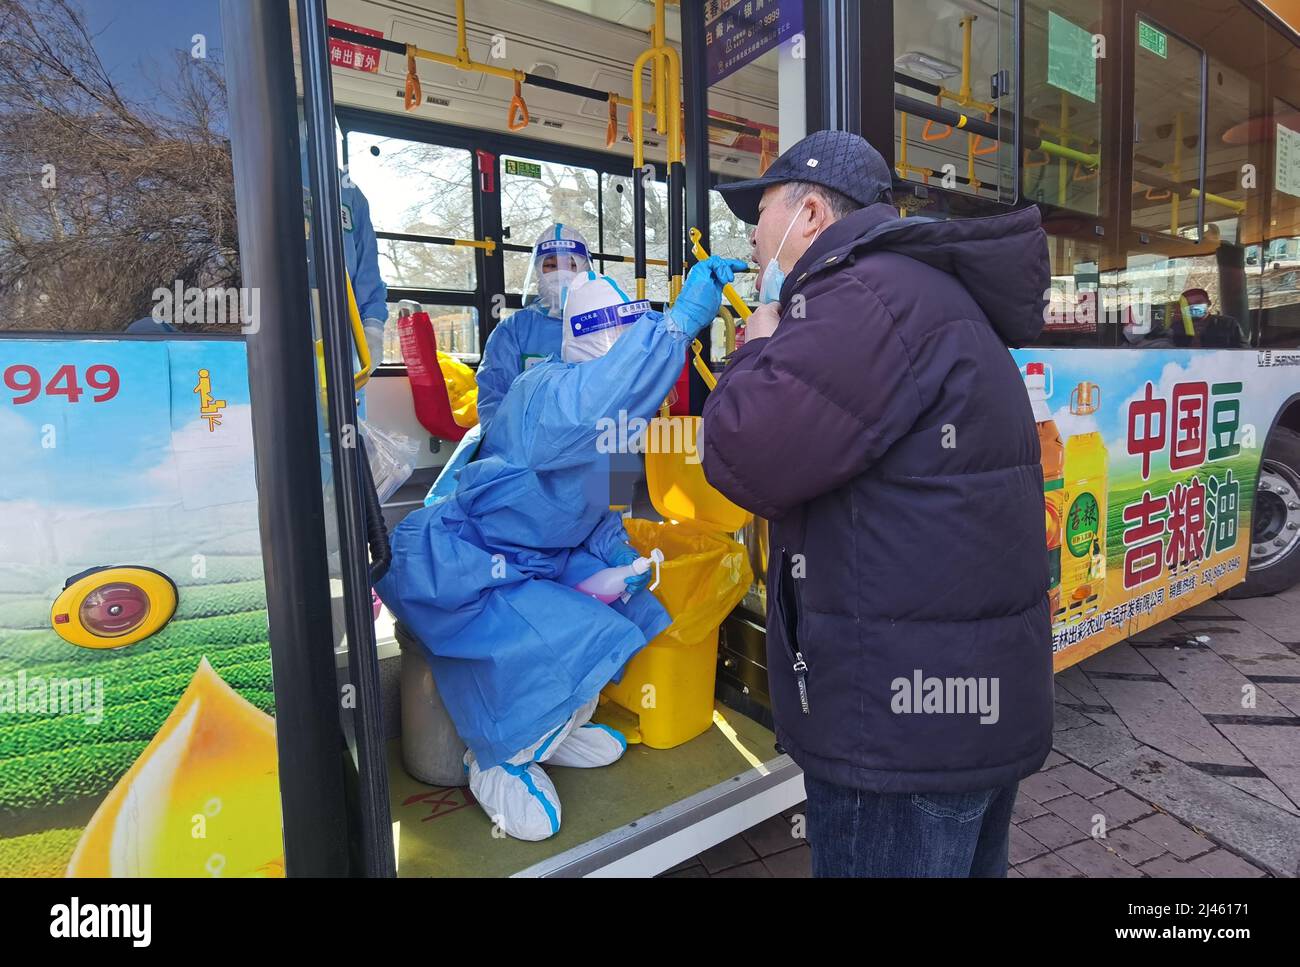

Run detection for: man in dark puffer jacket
[[703, 131, 1053, 877]]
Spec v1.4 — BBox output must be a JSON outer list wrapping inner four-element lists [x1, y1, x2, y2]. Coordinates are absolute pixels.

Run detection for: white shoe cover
[[519, 696, 600, 765], [464, 750, 561, 841], [544, 721, 627, 768]]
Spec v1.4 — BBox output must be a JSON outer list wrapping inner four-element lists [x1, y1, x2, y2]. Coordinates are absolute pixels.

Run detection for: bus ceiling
[[327, 0, 678, 146], [328, 0, 687, 302]]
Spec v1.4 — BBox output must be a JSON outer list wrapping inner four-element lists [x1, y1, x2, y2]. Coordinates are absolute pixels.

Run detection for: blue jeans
[[803, 775, 1019, 877]]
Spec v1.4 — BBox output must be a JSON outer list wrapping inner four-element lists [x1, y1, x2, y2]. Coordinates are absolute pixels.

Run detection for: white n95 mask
[[561, 272, 651, 363], [523, 224, 591, 315], [537, 268, 575, 312]]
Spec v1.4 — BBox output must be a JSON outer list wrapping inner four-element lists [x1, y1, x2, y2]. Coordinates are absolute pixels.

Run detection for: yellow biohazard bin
[[600, 519, 752, 749]]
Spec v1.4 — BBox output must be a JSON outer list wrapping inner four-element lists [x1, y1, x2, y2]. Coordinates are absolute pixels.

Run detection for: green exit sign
[[505, 158, 542, 179], [1138, 21, 1167, 58]]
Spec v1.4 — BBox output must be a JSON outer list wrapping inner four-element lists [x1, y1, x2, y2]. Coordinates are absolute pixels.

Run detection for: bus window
[[709, 188, 755, 297], [893, 0, 1016, 204], [383, 302, 480, 361], [706, 187, 756, 361], [1022, 0, 1104, 215], [343, 133, 477, 358], [501, 156, 602, 297], [702, 4, 794, 181], [1199, 28, 1264, 347], [698, 0, 804, 360], [1131, 20, 1205, 241], [1261, 25, 1300, 348], [1260, 100, 1300, 347], [0, 0, 239, 335], [602, 172, 670, 303], [1033, 235, 1113, 347]]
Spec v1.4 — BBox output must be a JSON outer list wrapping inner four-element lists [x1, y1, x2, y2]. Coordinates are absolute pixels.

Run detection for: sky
[[81, 0, 226, 124]]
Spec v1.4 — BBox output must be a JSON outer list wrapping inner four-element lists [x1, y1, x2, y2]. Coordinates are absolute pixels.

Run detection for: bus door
[[224, 0, 396, 876]]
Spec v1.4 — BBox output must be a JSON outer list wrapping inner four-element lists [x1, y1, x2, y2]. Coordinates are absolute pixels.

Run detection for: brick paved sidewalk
[[663, 585, 1300, 878]]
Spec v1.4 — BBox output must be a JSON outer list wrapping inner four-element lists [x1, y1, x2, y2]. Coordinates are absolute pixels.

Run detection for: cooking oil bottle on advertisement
[[1024, 363, 1064, 618], [1058, 381, 1108, 627]]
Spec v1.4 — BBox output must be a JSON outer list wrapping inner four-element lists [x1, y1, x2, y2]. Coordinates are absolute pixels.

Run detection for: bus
[[0, 0, 1297, 879]]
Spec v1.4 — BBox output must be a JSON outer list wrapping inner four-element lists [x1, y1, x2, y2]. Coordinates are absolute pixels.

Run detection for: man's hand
[[743, 302, 782, 341]]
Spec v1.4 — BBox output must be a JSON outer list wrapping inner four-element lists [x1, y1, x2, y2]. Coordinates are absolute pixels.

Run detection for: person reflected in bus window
[[702, 130, 1054, 879], [475, 224, 592, 428]]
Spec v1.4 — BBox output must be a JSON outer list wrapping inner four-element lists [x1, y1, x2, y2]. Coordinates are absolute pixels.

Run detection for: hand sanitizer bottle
[[574, 549, 664, 604]]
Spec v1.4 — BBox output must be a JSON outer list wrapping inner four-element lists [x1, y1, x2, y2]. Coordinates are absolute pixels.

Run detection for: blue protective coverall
[[340, 179, 388, 323], [474, 302, 562, 429], [376, 307, 695, 769]]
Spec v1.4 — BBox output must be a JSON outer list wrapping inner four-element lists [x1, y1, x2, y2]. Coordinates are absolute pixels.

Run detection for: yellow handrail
[[315, 273, 371, 400], [396, 0, 657, 122], [653, 0, 667, 136], [689, 227, 750, 320], [631, 43, 681, 301], [346, 273, 371, 389], [452, 236, 498, 255]]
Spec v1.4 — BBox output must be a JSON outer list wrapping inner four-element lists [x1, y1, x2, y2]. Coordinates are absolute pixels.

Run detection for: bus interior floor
[[387, 700, 780, 877], [664, 584, 1300, 879]]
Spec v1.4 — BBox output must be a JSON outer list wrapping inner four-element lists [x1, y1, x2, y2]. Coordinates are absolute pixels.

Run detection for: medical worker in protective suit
[[340, 171, 389, 378], [474, 223, 591, 428], [299, 117, 389, 375], [377, 254, 746, 841]]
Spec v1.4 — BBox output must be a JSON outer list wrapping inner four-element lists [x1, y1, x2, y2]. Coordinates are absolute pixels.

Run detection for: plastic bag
[[438, 351, 479, 428], [623, 519, 752, 646], [360, 420, 420, 504]]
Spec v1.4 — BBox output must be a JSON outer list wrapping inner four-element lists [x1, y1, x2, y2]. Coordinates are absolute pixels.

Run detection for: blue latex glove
[[666, 255, 749, 338], [607, 542, 638, 567], [623, 567, 652, 596], [606, 542, 651, 595]]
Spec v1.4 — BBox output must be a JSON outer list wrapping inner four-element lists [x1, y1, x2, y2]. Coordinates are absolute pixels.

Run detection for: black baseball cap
[[716, 129, 894, 225]]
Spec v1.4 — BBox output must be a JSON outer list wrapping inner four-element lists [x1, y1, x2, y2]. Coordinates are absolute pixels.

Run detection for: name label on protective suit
[[568, 300, 650, 336]]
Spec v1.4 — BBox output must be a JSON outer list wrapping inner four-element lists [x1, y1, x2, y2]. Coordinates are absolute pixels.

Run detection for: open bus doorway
[[304, 0, 817, 876]]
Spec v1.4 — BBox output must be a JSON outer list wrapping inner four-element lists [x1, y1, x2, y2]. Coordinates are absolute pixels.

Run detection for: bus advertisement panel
[[1012, 347, 1299, 670], [0, 340, 283, 878]]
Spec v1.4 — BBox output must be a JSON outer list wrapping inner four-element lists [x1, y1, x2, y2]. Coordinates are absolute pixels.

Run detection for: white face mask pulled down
[[757, 202, 822, 305]]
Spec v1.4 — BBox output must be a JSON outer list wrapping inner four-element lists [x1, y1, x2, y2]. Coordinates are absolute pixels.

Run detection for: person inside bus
[[701, 130, 1054, 878], [474, 223, 592, 428], [376, 255, 744, 841], [1122, 302, 1178, 348], [341, 171, 389, 380], [298, 121, 388, 377], [1175, 287, 1244, 349]]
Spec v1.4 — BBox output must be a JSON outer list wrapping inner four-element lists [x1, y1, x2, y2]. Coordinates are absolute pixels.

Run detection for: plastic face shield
[[522, 227, 591, 314]]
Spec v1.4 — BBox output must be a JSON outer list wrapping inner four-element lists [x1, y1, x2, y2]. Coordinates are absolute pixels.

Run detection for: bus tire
[[1223, 426, 1300, 599]]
